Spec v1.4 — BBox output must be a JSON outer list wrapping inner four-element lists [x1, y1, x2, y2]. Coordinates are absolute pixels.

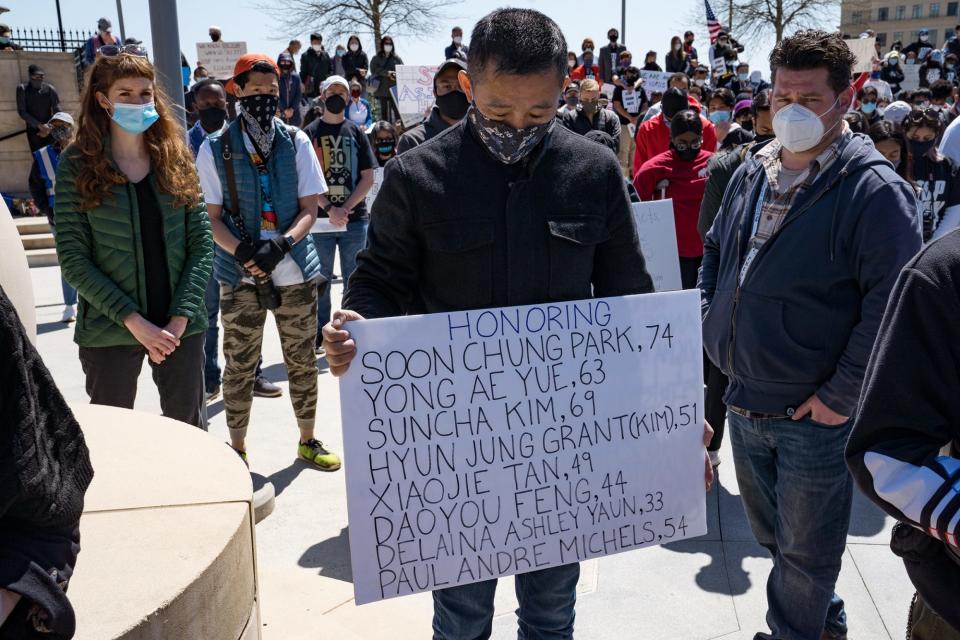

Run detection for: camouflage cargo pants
[[220, 280, 318, 439]]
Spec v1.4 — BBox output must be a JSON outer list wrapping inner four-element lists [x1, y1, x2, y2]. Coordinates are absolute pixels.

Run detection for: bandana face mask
[[467, 103, 554, 164]]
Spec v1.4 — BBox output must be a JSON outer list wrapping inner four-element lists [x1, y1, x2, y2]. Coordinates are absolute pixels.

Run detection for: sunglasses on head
[[98, 44, 148, 58], [906, 107, 941, 127]]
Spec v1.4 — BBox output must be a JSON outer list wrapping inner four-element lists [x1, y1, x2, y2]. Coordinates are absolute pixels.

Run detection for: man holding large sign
[[323, 8, 712, 638]]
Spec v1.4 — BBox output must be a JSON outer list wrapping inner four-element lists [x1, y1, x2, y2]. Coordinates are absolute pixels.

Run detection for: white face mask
[[772, 94, 842, 153], [312, 44, 322, 52], [453, 36, 462, 45], [384, 44, 393, 54], [349, 43, 359, 52], [673, 43, 681, 51]]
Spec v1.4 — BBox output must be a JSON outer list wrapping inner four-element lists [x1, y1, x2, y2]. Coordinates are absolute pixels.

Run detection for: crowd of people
[[2, 6, 960, 640]]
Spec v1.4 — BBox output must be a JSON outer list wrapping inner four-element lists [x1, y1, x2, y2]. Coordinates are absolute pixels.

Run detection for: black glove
[[234, 241, 257, 265], [251, 237, 292, 274]]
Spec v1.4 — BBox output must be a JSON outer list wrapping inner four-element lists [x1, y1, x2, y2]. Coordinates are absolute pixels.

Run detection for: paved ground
[[30, 264, 914, 640]]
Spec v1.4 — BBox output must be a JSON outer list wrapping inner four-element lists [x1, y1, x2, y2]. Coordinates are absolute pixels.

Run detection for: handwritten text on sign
[[392, 65, 439, 128], [196, 41, 248, 80], [339, 291, 707, 604]]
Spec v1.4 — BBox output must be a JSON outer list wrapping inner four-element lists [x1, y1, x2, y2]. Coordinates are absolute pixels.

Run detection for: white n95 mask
[[772, 94, 842, 153]]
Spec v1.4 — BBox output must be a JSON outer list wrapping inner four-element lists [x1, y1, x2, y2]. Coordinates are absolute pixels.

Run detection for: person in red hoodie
[[570, 48, 600, 83], [633, 87, 717, 178], [634, 109, 714, 289]]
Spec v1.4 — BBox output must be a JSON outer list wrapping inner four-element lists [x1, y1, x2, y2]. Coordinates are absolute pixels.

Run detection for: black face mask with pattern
[[238, 93, 279, 132], [467, 103, 554, 164]]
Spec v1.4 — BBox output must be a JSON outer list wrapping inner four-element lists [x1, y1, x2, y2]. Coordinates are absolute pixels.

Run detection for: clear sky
[[7, 0, 840, 79]]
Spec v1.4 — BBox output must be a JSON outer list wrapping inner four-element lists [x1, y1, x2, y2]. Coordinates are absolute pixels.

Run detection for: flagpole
[[621, 0, 626, 45], [728, 0, 734, 32]]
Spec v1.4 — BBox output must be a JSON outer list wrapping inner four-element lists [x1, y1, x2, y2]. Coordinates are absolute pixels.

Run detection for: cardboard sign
[[633, 200, 683, 293], [621, 89, 642, 114], [639, 70, 672, 94], [602, 83, 616, 110], [339, 291, 707, 604], [845, 37, 877, 74], [901, 64, 921, 92], [196, 41, 248, 80], [392, 65, 439, 129]]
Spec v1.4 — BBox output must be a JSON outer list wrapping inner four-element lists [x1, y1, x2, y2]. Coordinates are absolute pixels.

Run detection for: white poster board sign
[[392, 65, 439, 129], [639, 70, 672, 94], [196, 41, 248, 80], [365, 166, 385, 211], [845, 37, 877, 74], [633, 200, 682, 293], [339, 291, 707, 604], [901, 64, 921, 92]]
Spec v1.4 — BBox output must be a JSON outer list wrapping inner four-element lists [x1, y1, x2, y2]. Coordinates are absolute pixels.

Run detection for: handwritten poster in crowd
[[365, 167, 385, 212], [392, 65, 439, 129], [901, 64, 921, 92], [639, 70, 672, 94], [339, 291, 707, 604], [845, 37, 877, 74], [196, 41, 248, 80], [633, 200, 683, 293]]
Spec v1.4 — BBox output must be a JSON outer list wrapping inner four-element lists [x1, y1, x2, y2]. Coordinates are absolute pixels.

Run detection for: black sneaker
[[253, 376, 283, 398]]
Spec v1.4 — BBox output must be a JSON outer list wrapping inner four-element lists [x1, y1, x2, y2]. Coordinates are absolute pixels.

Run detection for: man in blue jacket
[[700, 30, 922, 640]]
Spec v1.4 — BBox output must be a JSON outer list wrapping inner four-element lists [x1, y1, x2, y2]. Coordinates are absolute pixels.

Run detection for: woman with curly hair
[[54, 46, 213, 428]]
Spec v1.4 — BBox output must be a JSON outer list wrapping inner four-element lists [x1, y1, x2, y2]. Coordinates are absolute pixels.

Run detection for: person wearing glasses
[[633, 109, 714, 290], [903, 106, 960, 242], [53, 46, 213, 428]]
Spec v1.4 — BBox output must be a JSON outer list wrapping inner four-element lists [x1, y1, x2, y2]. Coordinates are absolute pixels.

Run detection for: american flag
[[705, 0, 724, 44]]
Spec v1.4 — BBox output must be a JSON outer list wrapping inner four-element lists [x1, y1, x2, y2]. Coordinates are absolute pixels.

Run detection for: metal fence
[[12, 28, 93, 91]]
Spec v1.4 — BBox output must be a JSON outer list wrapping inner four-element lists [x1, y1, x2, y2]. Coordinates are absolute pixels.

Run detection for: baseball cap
[[28, 64, 44, 76], [98, 17, 112, 31], [321, 75, 350, 93], [734, 100, 752, 116], [225, 53, 280, 96], [49, 112, 74, 126], [883, 100, 912, 126], [434, 58, 467, 90]]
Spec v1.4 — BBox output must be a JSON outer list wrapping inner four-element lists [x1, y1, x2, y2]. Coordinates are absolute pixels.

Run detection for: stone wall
[[0, 51, 82, 196]]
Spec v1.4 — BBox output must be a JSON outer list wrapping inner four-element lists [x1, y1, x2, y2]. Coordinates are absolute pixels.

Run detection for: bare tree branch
[[259, 0, 462, 45], [732, 0, 839, 48]]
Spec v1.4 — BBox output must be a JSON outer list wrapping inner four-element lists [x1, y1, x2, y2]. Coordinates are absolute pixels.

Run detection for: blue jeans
[[432, 564, 579, 640], [313, 220, 368, 330], [203, 273, 221, 390], [727, 411, 853, 640]]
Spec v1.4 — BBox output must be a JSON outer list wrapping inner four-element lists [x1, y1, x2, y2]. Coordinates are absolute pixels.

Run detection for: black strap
[[220, 127, 253, 245]]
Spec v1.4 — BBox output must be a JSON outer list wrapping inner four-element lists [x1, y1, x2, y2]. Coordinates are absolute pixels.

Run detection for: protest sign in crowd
[[3, 2, 960, 639]]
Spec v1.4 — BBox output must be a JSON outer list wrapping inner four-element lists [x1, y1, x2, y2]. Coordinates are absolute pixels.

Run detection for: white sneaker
[[709, 450, 721, 467], [61, 305, 77, 323]]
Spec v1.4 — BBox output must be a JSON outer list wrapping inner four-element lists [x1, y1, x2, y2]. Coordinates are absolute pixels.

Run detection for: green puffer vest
[[54, 145, 213, 348]]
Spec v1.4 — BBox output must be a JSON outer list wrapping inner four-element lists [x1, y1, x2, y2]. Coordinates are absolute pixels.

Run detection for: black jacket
[[558, 108, 622, 152], [299, 47, 331, 96], [846, 230, 960, 628], [698, 142, 758, 242], [700, 134, 922, 417], [16, 83, 60, 131], [343, 118, 653, 318], [396, 107, 453, 154], [598, 43, 626, 83], [0, 287, 93, 639], [342, 49, 369, 85]]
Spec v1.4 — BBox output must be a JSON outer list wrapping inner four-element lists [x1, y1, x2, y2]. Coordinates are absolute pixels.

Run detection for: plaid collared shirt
[[738, 131, 849, 284]]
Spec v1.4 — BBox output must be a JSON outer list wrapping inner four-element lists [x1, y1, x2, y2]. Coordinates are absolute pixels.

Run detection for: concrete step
[[13, 216, 51, 235], [26, 247, 58, 268], [22, 232, 55, 250]]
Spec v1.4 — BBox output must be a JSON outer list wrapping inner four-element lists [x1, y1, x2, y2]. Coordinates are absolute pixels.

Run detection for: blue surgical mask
[[738, 73, 749, 81], [709, 110, 731, 124], [870, 71, 881, 79], [861, 101, 877, 114], [110, 101, 160, 134]]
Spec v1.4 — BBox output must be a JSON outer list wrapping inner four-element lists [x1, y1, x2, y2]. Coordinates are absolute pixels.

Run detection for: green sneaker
[[298, 439, 341, 471], [229, 444, 249, 468]]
